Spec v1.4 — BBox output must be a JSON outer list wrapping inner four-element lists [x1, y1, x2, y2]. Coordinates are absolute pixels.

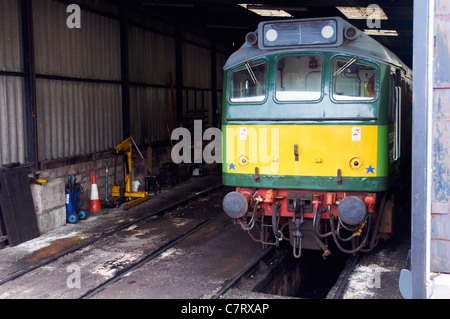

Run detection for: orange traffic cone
[[89, 173, 102, 213]]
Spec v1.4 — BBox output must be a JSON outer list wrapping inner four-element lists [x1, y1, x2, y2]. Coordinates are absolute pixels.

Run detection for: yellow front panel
[[225, 125, 378, 177]]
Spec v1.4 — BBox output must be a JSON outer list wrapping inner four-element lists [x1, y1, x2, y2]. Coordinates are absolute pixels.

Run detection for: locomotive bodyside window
[[230, 61, 267, 103], [275, 55, 323, 101], [332, 58, 377, 101]]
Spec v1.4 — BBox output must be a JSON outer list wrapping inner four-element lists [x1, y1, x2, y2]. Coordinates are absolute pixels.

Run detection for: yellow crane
[[108, 137, 150, 210]]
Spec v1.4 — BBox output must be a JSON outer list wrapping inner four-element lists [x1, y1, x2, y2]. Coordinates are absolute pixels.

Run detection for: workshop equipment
[[106, 137, 150, 210], [178, 163, 192, 182], [192, 163, 207, 177], [145, 174, 161, 195], [110, 160, 122, 200], [65, 175, 86, 223], [88, 173, 102, 213], [28, 172, 49, 185], [103, 153, 127, 208], [159, 162, 179, 186], [103, 162, 110, 206], [130, 136, 160, 187]]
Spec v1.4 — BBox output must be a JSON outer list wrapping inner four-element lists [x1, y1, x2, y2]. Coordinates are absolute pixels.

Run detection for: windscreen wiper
[[245, 62, 259, 85], [333, 57, 359, 77]]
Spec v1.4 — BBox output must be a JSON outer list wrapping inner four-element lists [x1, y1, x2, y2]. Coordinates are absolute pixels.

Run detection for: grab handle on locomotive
[[254, 167, 260, 183], [336, 169, 343, 185]]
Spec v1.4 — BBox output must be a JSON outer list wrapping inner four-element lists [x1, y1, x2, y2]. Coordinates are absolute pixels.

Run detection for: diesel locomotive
[[221, 17, 412, 258]]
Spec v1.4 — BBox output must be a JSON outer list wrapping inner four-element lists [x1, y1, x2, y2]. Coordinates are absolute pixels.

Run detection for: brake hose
[[272, 202, 283, 241]]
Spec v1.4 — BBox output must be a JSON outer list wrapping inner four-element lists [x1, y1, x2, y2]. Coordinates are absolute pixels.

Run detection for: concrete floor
[[88, 215, 263, 299], [329, 213, 412, 299], [0, 173, 233, 298], [341, 236, 411, 299], [0, 171, 416, 300]]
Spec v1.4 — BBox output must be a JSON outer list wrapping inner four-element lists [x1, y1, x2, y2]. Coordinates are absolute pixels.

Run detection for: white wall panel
[[183, 43, 211, 89], [128, 26, 176, 85], [0, 76, 26, 166], [36, 79, 122, 161], [0, 0, 22, 72], [130, 86, 174, 145], [33, 0, 120, 80]]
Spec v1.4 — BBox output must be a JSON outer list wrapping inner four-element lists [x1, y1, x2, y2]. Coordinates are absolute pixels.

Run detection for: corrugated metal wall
[[36, 80, 122, 161], [128, 26, 176, 85], [0, 0, 229, 168], [128, 25, 177, 145], [33, 0, 121, 80], [182, 39, 213, 128], [0, 0, 22, 72], [183, 42, 211, 89], [130, 86, 173, 144], [0, 0, 26, 167], [0, 76, 26, 166], [33, 0, 122, 162]]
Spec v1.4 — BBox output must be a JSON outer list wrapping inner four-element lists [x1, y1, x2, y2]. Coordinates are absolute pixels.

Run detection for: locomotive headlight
[[265, 29, 278, 42], [321, 25, 335, 39]]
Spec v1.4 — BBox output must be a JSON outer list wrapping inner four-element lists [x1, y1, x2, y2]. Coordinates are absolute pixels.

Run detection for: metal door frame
[[410, 0, 435, 299]]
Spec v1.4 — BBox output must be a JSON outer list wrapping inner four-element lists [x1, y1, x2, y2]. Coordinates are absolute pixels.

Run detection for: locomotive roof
[[224, 17, 411, 77]]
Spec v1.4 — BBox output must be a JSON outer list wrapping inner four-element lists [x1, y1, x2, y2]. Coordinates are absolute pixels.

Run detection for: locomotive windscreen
[[259, 19, 341, 49]]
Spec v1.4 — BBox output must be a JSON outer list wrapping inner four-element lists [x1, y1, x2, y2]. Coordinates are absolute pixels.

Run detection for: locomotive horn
[[222, 192, 250, 219], [344, 27, 359, 41], [245, 32, 258, 46]]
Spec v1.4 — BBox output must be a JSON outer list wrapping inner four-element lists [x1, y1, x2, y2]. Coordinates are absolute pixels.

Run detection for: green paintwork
[[222, 173, 389, 192], [221, 49, 409, 192], [222, 51, 393, 126]]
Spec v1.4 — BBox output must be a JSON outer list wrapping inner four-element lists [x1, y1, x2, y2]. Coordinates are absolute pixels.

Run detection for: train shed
[[0, 0, 448, 299]]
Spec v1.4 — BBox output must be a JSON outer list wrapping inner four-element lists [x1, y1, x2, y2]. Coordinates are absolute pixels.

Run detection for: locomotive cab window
[[230, 61, 267, 103], [332, 58, 377, 101], [276, 55, 323, 101]]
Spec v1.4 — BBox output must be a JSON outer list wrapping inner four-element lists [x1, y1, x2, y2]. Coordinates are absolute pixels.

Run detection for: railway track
[[80, 215, 221, 299], [325, 254, 361, 299], [0, 183, 287, 300], [211, 246, 275, 299], [0, 184, 225, 294], [0, 182, 359, 300]]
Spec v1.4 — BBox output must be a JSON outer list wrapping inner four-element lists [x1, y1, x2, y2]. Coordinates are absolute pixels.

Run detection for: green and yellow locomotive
[[221, 17, 412, 258]]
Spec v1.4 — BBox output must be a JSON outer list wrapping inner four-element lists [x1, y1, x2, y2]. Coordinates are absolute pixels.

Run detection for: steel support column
[[175, 24, 184, 128], [210, 38, 218, 128], [410, 0, 434, 299], [20, 0, 38, 171], [120, 3, 130, 140]]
